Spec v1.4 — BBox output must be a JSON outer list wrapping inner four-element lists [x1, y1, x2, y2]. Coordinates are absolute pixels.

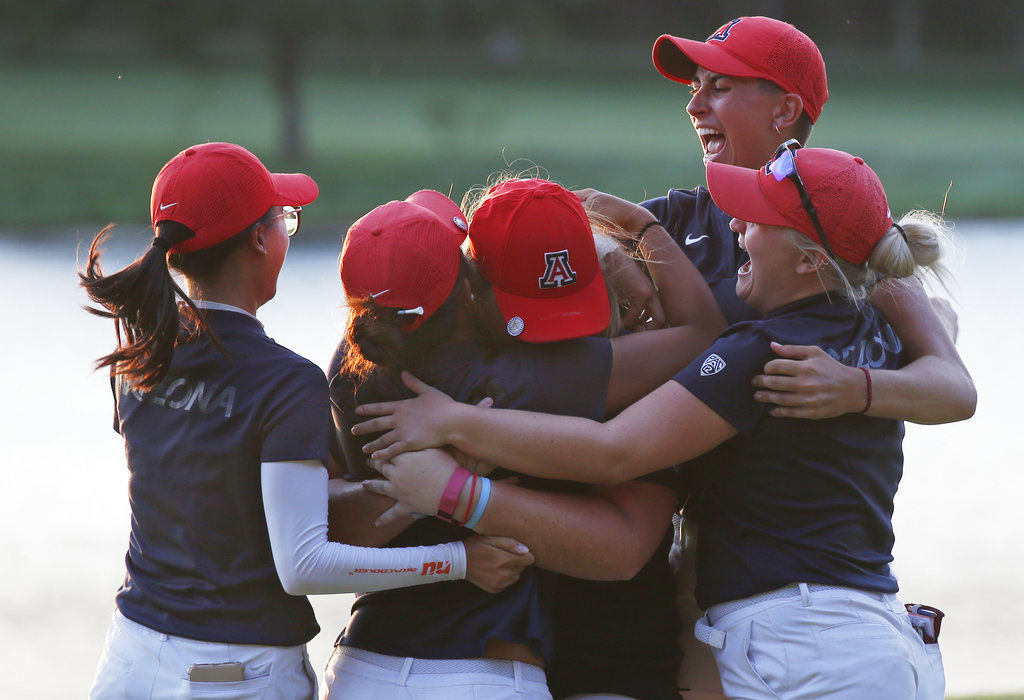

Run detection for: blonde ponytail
[[867, 210, 952, 286], [792, 209, 954, 307]]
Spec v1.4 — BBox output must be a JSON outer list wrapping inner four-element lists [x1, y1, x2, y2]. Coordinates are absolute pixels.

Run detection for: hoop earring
[[774, 124, 782, 135]]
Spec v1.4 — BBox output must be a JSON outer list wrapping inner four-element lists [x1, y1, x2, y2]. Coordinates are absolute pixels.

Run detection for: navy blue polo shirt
[[329, 337, 611, 661], [547, 527, 680, 699], [673, 293, 905, 608], [114, 309, 330, 646], [642, 186, 759, 326]]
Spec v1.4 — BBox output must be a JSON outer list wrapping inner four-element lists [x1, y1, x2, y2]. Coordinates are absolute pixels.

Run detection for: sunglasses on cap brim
[[766, 140, 837, 262]]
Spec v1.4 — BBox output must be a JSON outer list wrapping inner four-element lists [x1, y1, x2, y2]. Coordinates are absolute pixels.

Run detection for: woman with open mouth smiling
[[617, 16, 975, 424], [352, 145, 952, 699], [593, 22, 977, 689]]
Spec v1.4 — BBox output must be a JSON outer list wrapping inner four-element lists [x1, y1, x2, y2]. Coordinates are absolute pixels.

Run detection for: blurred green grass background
[[2, 43, 1021, 241]]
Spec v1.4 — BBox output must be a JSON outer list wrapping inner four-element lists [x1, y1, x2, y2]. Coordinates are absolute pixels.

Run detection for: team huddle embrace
[[82, 15, 974, 700]]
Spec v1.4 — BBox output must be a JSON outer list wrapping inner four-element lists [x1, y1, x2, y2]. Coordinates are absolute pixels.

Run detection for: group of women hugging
[[83, 15, 974, 700]]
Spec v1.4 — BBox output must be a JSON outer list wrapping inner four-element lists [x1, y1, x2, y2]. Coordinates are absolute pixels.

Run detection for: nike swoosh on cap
[[685, 233, 709, 245], [159, 202, 178, 211]]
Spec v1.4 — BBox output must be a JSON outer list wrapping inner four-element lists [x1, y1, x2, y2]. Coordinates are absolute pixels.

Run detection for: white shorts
[[321, 645, 552, 700], [694, 583, 945, 700], [89, 608, 317, 699]]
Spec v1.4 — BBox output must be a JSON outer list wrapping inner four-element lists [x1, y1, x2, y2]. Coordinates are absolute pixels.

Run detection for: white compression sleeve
[[261, 460, 467, 595]]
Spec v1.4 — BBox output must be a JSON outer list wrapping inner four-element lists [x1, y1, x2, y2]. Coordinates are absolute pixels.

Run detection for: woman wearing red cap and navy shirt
[[81, 143, 530, 699], [596, 16, 974, 422], [354, 147, 950, 699], [325, 178, 723, 698], [595, 20, 971, 694]]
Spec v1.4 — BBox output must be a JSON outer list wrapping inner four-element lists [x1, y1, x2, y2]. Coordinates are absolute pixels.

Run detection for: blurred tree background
[[1, 0, 1022, 236]]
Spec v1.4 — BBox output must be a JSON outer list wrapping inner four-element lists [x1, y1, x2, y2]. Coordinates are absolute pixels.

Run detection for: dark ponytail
[[340, 256, 510, 384], [79, 214, 265, 391], [80, 223, 193, 390], [341, 282, 463, 383]]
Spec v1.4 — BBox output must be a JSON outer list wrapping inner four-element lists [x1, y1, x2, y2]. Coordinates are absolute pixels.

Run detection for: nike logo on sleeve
[[685, 233, 709, 245]]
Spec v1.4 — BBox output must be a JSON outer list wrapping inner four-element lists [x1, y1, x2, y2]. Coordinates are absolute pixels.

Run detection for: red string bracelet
[[859, 367, 872, 414], [460, 473, 479, 527]]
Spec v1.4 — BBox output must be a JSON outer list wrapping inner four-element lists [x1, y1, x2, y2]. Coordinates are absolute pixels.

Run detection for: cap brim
[[271, 172, 319, 206], [653, 34, 768, 84], [491, 269, 610, 343], [706, 162, 792, 230], [405, 190, 469, 241]]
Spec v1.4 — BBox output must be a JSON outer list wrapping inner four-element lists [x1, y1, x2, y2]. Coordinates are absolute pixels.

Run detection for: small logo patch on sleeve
[[700, 354, 726, 376]]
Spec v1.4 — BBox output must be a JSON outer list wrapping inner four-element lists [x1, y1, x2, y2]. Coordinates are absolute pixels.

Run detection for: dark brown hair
[[79, 211, 270, 391], [339, 256, 510, 384]]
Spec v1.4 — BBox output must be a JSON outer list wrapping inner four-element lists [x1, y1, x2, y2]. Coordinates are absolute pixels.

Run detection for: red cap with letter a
[[652, 16, 828, 123], [467, 179, 609, 342]]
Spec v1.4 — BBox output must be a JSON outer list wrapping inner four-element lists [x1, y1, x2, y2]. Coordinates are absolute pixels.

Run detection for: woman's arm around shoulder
[[355, 374, 737, 484], [751, 279, 976, 423]]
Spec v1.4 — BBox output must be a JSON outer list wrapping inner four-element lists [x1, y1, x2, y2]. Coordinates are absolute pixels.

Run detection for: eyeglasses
[[767, 140, 836, 261], [271, 206, 302, 237]]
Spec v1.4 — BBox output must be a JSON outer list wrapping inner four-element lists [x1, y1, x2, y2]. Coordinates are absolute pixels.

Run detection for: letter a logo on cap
[[708, 18, 742, 42], [539, 250, 578, 289]]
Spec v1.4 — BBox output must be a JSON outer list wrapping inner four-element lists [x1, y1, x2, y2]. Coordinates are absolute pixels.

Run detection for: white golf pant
[[321, 645, 552, 699], [694, 583, 944, 700], [89, 608, 317, 699]]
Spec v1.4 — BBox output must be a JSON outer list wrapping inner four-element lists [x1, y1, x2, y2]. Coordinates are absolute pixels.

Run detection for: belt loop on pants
[[694, 613, 726, 649], [397, 657, 413, 686], [513, 661, 524, 692], [798, 582, 811, 607]]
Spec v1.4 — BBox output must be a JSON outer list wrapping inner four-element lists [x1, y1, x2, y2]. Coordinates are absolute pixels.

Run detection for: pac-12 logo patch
[[708, 18, 741, 42], [700, 353, 726, 376], [539, 250, 577, 289]]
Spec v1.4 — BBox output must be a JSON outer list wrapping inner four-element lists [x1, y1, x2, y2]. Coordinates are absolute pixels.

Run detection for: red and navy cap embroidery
[[708, 18, 742, 43], [539, 250, 578, 289]]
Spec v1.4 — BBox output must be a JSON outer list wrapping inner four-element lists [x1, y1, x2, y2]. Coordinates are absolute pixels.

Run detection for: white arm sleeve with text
[[261, 460, 466, 595]]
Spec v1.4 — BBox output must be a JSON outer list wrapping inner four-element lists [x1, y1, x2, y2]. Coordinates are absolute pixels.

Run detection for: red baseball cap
[[706, 147, 893, 265], [653, 16, 828, 123], [467, 179, 610, 342], [339, 190, 469, 332], [151, 142, 319, 253]]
